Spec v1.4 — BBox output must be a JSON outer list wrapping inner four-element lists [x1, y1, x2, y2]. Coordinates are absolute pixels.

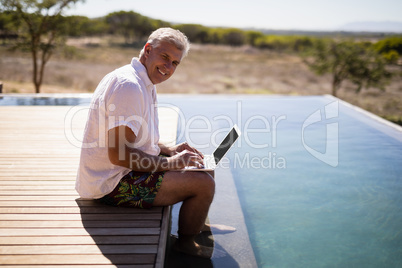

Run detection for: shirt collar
[[131, 57, 154, 90]]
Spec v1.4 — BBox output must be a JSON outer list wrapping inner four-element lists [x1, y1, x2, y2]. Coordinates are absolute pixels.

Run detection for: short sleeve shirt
[[75, 58, 160, 199]]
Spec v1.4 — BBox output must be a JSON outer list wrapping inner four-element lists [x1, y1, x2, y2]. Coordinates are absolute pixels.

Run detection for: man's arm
[[108, 125, 203, 172]]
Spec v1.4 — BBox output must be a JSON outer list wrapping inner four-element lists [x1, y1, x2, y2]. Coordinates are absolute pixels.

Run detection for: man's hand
[[167, 149, 204, 170], [159, 142, 205, 170], [169, 142, 204, 159]]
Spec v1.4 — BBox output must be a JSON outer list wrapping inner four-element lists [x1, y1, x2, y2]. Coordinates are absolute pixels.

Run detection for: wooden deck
[[0, 105, 178, 267]]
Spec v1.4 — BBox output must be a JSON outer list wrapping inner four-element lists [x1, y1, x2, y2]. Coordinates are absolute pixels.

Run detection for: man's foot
[[173, 236, 214, 259], [202, 223, 236, 234]]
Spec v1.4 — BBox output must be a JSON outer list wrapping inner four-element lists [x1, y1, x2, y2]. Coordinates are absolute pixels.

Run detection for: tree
[[0, 11, 20, 43], [222, 28, 246, 46], [64, 15, 107, 37], [374, 36, 402, 64], [175, 24, 210, 43], [305, 39, 392, 97], [0, 0, 83, 93], [106, 11, 140, 44], [245, 30, 264, 47], [106, 11, 168, 44]]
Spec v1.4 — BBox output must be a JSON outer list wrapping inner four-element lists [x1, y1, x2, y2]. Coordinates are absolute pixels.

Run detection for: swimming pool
[[2, 94, 401, 267], [160, 95, 402, 268]]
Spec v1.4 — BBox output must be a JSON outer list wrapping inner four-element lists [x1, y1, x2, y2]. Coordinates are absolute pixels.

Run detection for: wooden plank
[[0, 220, 160, 228], [0, 236, 159, 245], [0, 200, 164, 209], [0, 177, 78, 181], [0, 245, 158, 254], [0, 181, 76, 186], [0, 207, 162, 214], [0, 157, 79, 161], [0, 174, 77, 178], [0, 196, 85, 201], [0, 191, 79, 196], [0, 213, 161, 221], [0, 186, 76, 190], [0, 265, 153, 268], [0, 228, 160, 236], [0, 254, 156, 265], [0, 169, 78, 173]]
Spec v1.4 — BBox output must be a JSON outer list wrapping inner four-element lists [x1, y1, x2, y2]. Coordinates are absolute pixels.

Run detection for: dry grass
[[1, 38, 401, 121]]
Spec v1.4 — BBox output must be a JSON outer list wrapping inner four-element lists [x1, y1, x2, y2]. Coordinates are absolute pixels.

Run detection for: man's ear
[[144, 43, 152, 57]]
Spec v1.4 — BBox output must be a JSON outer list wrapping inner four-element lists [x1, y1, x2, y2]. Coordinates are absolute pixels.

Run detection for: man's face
[[142, 41, 184, 85]]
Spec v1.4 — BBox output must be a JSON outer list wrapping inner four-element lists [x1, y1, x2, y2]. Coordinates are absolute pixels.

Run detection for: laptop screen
[[213, 125, 240, 165]]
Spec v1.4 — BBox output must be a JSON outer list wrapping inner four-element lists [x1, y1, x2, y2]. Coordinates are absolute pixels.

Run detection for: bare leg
[[153, 170, 215, 258]]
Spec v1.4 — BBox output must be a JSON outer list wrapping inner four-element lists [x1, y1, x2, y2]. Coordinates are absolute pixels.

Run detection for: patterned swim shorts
[[97, 170, 164, 209]]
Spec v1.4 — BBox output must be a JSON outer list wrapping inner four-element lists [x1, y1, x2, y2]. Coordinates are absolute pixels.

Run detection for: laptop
[[183, 124, 241, 171]]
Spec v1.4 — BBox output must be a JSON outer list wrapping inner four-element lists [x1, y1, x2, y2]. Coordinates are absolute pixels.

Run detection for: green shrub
[[374, 36, 402, 63]]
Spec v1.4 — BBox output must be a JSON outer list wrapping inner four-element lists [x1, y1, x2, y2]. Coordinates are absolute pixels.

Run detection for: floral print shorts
[[97, 170, 164, 209]]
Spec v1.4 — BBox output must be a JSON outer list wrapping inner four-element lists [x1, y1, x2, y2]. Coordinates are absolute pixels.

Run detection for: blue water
[[0, 94, 92, 106], [3, 94, 401, 267], [160, 95, 402, 268]]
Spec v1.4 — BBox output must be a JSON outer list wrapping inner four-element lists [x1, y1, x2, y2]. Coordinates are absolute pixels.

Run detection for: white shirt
[[75, 58, 160, 199]]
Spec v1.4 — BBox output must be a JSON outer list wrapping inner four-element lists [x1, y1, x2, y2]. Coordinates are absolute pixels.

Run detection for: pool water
[[2, 94, 401, 267], [161, 95, 402, 268], [0, 94, 92, 106]]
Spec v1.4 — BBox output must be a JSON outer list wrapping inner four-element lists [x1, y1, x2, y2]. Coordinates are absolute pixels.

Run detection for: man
[[76, 28, 218, 258]]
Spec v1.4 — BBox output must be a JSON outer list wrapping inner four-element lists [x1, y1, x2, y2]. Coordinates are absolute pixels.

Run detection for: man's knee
[[196, 172, 215, 199]]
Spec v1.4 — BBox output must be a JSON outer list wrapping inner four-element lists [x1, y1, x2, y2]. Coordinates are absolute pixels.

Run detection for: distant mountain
[[339, 21, 402, 33]]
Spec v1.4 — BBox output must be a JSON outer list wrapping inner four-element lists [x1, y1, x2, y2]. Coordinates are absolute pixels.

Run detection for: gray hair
[[139, 27, 190, 60]]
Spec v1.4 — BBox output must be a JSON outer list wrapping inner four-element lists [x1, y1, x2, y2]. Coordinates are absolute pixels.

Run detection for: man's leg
[[153, 170, 215, 258]]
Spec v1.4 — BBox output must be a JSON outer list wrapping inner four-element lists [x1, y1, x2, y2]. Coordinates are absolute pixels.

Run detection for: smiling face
[[140, 41, 184, 85]]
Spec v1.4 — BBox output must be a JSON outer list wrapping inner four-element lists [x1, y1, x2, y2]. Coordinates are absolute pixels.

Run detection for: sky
[[65, 0, 402, 31]]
